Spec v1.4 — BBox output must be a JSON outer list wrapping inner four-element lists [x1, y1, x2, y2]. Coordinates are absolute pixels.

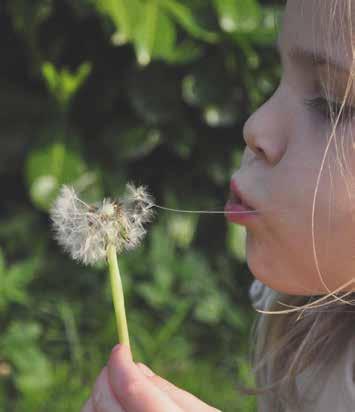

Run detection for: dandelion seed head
[[50, 183, 155, 266]]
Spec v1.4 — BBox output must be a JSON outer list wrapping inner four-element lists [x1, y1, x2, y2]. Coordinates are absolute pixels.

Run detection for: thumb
[[108, 344, 183, 412]]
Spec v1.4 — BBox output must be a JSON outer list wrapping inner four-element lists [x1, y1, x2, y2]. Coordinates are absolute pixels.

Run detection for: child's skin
[[240, 0, 355, 298], [81, 1, 355, 410]]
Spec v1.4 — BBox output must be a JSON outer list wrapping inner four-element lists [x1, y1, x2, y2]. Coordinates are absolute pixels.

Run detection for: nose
[[242, 86, 287, 166]]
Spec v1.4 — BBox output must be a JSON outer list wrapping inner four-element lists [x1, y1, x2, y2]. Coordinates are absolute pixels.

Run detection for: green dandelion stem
[[107, 243, 130, 346]]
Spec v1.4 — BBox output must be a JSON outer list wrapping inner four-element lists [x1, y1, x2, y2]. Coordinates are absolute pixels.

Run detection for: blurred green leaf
[[145, 8, 177, 62], [155, 300, 192, 347], [161, 0, 220, 43], [133, 0, 159, 66], [213, 0, 261, 33], [94, 0, 210, 65], [203, 102, 239, 127], [167, 213, 198, 248], [0, 254, 38, 310], [1, 322, 53, 393], [149, 224, 175, 268], [58, 301, 83, 371], [25, 142, 87, 210], [94, 0, 141, 44], [194, 292, 225, 324], [162, 39, 203, 64], [230, 5, 281, 46], [227, 223, 247, 262], [42, 62, 92, 110], [137, 282, 168, 308]]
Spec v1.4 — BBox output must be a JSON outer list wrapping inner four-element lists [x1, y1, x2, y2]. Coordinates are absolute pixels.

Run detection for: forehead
[[281, 0, 354, 66]]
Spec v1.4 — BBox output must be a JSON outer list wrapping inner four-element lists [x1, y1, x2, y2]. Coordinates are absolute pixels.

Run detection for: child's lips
[[226, 192, 254, 211], [229, 179, 253, 209], [224, 178, 260, 224], [229, 190, 248, 207], [224, 200, 259, 224]]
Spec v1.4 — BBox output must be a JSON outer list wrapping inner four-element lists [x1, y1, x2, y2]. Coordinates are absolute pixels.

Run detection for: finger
[[80, 397, 96, 412], [136, 363, 222, 412], [108, 344, 183, 412], [92, 366, 126, 412]]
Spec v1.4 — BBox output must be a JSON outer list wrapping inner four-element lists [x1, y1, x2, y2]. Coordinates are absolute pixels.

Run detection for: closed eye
[[304, 97, 355, 123]]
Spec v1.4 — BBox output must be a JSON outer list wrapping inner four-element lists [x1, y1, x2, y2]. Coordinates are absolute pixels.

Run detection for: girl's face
[[234, 0, 355, 296]]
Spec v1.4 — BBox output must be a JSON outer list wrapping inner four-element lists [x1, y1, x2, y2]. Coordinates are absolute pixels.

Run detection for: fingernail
[[111, 344, 123, 355], [110, 343, 133, 365], [138, 363, 155, 377]]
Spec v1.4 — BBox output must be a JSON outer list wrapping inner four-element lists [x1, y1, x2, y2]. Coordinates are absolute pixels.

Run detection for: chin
[[245, 232, 312, 296]]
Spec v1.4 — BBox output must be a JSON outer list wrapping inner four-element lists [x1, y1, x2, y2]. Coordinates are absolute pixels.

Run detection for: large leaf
[[94, 0, 141, 44], [94, 0, 217, 65], [152, 11, 177, 59]]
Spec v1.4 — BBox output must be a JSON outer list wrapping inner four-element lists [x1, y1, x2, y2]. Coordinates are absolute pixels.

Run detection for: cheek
[[245, 121, 355, 295], [244, 139, 354, 295], [246, 214, 324, 296]]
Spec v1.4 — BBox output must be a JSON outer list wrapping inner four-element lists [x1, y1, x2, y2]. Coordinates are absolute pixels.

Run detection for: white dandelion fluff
[[50, 183, 155, 266]]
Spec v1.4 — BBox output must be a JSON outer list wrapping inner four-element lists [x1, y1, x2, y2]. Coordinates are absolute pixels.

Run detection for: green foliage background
[[0, 0, 282, 411]]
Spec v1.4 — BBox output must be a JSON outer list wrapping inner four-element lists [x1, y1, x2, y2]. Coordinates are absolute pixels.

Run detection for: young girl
[[81, 0, 355, 410]]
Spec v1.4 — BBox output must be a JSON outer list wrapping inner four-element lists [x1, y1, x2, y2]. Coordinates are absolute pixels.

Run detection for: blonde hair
[[237, 1, 355, 410]]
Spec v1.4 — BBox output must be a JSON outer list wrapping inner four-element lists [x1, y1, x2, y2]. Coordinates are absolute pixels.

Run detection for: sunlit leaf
[[93, 0, 141, 43], [41, 62, 92, 110], [213, 0, 261, 33], [230, 5, 281, 45], [134, 0, 159, 66], [203, 103, 239, 127], [149, 10, 177, 61]]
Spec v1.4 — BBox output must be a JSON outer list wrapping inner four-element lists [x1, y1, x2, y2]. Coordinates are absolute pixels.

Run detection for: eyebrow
[[275, 37, 349, 74]]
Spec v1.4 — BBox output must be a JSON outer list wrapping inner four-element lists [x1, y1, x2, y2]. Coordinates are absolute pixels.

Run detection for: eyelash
[[304, 97, 355, 123]]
